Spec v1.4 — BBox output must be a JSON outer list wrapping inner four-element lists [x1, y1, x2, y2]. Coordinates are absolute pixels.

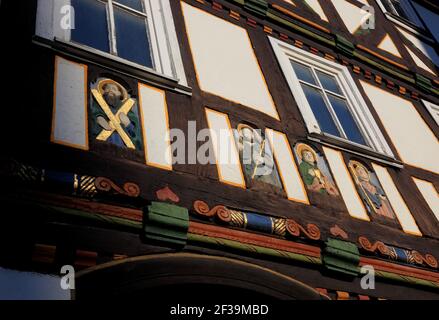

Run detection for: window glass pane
[[114, 0, 143, 12], [291, 60, 317, 85], [327, 94, 367, 145], [383, 0, 394, 12], [71, 0, 110, 53], [391, 0, 411, 20], [114, 7, 153, 68], [316, 70, 342, 95], [301, 84, 341, 137]]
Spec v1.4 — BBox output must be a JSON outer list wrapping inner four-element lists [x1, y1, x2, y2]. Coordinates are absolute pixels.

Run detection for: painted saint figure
[[295, 143, 339, 196], [236, 124, 283, 189], [90, 78, 143, 150], [349, 161, 395, 219]]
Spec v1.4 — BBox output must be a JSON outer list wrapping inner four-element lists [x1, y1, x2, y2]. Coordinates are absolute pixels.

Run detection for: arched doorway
[[75, 253, 326, 300]]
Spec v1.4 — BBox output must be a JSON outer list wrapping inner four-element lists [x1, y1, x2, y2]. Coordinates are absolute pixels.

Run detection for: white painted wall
[[378, 34, 401, 57], [412, 177, 439, 223], [361, 81, 439, 174], [52, 56, 88, 150], [205, 108, 246, 188], [138, 83, 173, 170], [304, 0, 328, 22], [331, 0, 372, 34], [266, 129, 309, 203]]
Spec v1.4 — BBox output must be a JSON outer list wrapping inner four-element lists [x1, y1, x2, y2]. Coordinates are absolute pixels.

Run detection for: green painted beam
[[244, 0, 268, 17], [188, 233, 322, 265], [374, 270, 439, 291], [353, 51, 415, 84], [37, 203, 143, 230], [189, 233, 439, 291], [266, 10, 335, 46]]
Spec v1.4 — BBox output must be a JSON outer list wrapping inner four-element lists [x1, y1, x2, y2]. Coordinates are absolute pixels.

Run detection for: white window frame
[[375, 0, 431, 40], [421, 99, 439, 127], [269, 37, 395, 158], [35, 0, 187, 86]]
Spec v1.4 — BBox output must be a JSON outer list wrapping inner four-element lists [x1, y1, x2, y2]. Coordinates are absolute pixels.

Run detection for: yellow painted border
[[181, 1, 280, 121], [266, 128, 310, 205], [376, 34, 402, 59], [204, 107, 246, 189], [51, 56, 89, 151], [323, 146, 370, 222], [372, 163, 422, 236], [138, 82, 173, 171], [359, 80, 439, 175]]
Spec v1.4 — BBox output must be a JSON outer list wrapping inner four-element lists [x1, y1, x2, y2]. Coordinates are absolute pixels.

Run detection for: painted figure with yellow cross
[[90, 78, 143, 150]]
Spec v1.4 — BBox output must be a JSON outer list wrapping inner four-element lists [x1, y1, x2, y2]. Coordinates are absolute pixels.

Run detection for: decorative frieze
[[358, 236, 438, 269], [192, 200, 321, 240]]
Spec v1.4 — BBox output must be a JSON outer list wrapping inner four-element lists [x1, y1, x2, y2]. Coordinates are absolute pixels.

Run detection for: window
[[376, 0, 427, 35], [235, 124, 283, 190], [411, 2, 439, 43], [382, 0, 420, 23], [71, 0, 153, 68], [289, 60, 367, 146], [270, 37, 394, 158], [35, 0, 187, 85]]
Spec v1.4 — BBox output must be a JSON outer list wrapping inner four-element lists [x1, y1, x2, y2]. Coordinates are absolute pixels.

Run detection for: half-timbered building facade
[[0, 0, 438, 300]]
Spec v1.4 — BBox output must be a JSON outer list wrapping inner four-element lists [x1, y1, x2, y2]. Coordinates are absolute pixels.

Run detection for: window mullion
[[312, 68, 347, 139], [324, 89, 345, 100], [107, 0, 118, 55], [298, 79, 321, 90], [322, 91, 348, 139], [112, 1, 148, 18], [387, 0, 399, 16], [336, 75, 373, 146], [144, 0, 165, 74]]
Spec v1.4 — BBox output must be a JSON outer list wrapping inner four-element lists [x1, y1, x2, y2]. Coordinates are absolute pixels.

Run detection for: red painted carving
[[156, 186, 180, 203], [94, 177, 140, 197], [286, 219, 321, 240], [330, 225, 348, 239]]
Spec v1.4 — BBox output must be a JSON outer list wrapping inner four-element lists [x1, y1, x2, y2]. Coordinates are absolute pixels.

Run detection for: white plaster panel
[[361, 81, 439, 174], [139, 83, 173, 170], [52, 56, 88, 150], [182, 2, 279, 119], [373, 164, 422, 236], [266, 129, 309, 203]]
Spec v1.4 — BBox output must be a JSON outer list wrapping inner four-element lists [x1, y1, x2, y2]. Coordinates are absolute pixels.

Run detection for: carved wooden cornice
[[193, 200, 321, 240], [94, 177, 140, 198], [358, 236, 438, 269]]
